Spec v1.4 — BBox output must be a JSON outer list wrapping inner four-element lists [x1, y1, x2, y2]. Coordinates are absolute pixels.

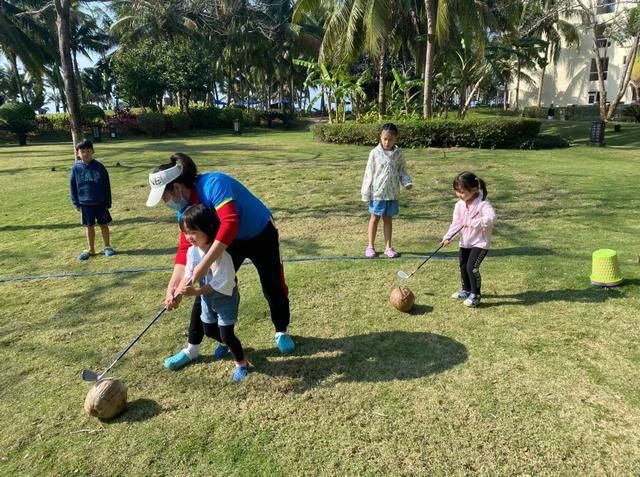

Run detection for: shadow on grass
[[107, 399, 162, 423], [0, 215, 174, 232], [250, 331, 467, 392], [115, 247, 176, 256], [482, 286, 625, 307]]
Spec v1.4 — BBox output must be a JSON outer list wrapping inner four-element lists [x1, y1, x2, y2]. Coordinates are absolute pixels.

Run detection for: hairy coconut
[[389, 286, 415, 312], [84, 378, 128, 419]]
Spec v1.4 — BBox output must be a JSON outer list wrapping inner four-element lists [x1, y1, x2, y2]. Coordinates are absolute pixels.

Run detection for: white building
[[513, 0, 639, 110]]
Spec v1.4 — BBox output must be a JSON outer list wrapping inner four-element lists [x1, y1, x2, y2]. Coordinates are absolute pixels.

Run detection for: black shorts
[[80, 204, 112, 226]]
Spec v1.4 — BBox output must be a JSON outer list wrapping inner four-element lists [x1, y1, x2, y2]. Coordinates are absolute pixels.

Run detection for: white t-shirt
[[184, 246, 236, 296]]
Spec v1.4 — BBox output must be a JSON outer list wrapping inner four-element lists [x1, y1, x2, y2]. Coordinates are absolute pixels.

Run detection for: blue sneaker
[[232, 365, 249, 382], [275, 332, 295, 353], [213, 344, 229, 360], [104, 247, 116, 257], [78, 250, 91, 260], [163, 350, 193, 370]]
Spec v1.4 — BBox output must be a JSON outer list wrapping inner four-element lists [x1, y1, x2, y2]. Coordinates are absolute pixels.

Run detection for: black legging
[[202, 322, 244, 362], [188, 220, 289, 345], [459, 247, 489, 295]]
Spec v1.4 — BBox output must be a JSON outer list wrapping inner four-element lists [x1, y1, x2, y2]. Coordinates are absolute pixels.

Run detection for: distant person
[[442, 171, 496, 308], [547, 103, 555, 120], [70, 139, 116, 260], [145, 153, 294, 371], [171, 204, 248, 382], [361, 123, 412, 258]]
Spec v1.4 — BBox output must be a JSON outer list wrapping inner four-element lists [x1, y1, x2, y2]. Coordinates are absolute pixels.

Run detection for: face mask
[[166, 197, 189, 212]]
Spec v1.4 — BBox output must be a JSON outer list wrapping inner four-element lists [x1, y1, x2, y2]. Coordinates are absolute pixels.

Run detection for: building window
[[597, 0, 615, 15], [588, 91, 601, 104], [595, 24, 610, 48], [589, 58, 609, 81]]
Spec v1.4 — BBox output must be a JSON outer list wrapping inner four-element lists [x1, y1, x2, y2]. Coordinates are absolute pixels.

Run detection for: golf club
[[81, 280, 191, 382], [81, 306, 168, 381], [397, 212, 479, 280]]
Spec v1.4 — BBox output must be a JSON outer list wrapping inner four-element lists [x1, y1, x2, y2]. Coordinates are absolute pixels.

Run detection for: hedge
[[312, 118, 544, 149]]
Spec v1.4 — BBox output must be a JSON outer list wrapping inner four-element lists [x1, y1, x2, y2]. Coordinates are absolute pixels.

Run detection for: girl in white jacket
[[442, 172, 496, 308], [361, 123, 412, 258]]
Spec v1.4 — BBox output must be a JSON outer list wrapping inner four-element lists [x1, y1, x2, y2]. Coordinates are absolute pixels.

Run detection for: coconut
[[84, 378, 128, 419], [389, 286, 415, 312]]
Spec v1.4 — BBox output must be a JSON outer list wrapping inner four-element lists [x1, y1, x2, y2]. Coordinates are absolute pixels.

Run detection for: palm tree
[[0, 0, 56, 102]]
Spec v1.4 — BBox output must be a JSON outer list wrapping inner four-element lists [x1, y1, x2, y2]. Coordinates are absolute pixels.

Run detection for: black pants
[[202, 322, 244, 362], [459, 247, 489, 295], [188, 221, 290, 344]]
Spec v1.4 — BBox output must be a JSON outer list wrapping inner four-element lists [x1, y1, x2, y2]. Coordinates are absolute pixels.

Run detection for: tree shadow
[[107, 399, 162, 423], [249, 331, 467, 393], [481, 286, 626, 308]]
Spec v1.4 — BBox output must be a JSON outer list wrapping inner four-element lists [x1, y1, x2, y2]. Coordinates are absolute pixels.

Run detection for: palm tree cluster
[[0, 0, 636, 123]]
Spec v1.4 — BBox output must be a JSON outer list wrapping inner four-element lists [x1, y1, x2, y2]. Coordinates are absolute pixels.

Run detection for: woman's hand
[[176, 277, 197, 297], [165, 285, 182, 309]]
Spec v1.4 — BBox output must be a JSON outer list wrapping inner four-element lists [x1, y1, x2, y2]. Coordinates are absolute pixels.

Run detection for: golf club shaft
[[402, 218, 472, 279], [97, 306, 168, 379]]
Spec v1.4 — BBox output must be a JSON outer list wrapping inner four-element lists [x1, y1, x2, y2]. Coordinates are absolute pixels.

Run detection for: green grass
[[1, 130, 640, 475]]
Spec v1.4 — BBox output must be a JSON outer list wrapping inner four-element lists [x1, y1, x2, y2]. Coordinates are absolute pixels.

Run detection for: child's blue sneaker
[[213, 344, 229, 360], [275, 332, 295, 353], [232, 365, 249, 382], [163, 350, 193, 370], [104, 247, 116, 257], [78, 250, 91, 260]]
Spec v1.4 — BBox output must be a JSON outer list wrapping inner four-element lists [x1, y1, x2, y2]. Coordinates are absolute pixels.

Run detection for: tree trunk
[[73, 48, 84, 103], [422, 0, 436, 118], [515, 57, 521, 111], [606, 32, 640, 120], [378, 42, 386, 120], [55, 0, 83, 153], [9, 53, 26, 103], [460, 75, 485, 119]]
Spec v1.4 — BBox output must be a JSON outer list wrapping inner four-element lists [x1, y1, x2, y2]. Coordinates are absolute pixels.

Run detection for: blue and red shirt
[[174, 172, 271, 265]]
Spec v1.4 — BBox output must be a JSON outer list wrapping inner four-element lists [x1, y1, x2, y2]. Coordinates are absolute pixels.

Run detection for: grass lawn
[[1, 127, 639, 475]]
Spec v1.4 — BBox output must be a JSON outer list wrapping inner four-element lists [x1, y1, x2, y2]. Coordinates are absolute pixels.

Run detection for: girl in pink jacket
[[442, 172, 496, 308]]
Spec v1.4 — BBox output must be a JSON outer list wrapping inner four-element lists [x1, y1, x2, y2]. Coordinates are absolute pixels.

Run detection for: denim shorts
[[80, 204, 112, 226], [368, 200, 399, 217], [200, 286, 239, 327]]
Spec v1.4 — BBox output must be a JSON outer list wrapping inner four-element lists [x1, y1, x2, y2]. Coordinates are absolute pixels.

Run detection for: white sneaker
[[463, 294, 481, 307], [451, 290, 470, 299]]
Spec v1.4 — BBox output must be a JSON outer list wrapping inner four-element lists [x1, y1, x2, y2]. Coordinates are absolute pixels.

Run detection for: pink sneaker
[[365, 246, 377, 258], [384, 248, 399, 258]]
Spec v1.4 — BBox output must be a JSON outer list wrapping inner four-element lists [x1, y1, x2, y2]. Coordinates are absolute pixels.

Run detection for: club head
[[81, 369, 100, 382], [397, 270, 410, 279]]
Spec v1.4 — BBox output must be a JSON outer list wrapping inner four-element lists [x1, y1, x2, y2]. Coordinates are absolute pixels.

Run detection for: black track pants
[[459, 247, 489, 295]]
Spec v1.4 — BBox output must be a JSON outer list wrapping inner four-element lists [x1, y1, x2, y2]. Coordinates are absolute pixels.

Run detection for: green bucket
[[590, 249, 623, 287]]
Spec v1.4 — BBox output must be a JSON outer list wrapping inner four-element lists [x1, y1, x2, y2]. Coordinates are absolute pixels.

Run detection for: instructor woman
[[146, 153, 294, 369]]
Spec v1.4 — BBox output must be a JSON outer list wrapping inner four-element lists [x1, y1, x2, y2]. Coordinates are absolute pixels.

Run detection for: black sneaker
[[463, 294, 481, 307]]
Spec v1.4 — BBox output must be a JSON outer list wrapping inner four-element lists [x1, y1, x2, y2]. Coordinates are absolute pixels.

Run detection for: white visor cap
[[146, 163, 183, 207]]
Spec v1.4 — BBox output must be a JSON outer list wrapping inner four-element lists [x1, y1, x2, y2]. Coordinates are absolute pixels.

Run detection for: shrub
[[189, 107, 220, 129], [137, 111, 166, 136], [621, 104, 640, 122], [518, 134, 570, 150], [46, 113, 71, 131], [523, 106, 547, 119], [0, 102, 37, 145], [313, 118, 543, 149], [169, 112, 191, 132], [109, 107, 140, 135], [218, 107, 244, 128], [80, 104, 105, 126]]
